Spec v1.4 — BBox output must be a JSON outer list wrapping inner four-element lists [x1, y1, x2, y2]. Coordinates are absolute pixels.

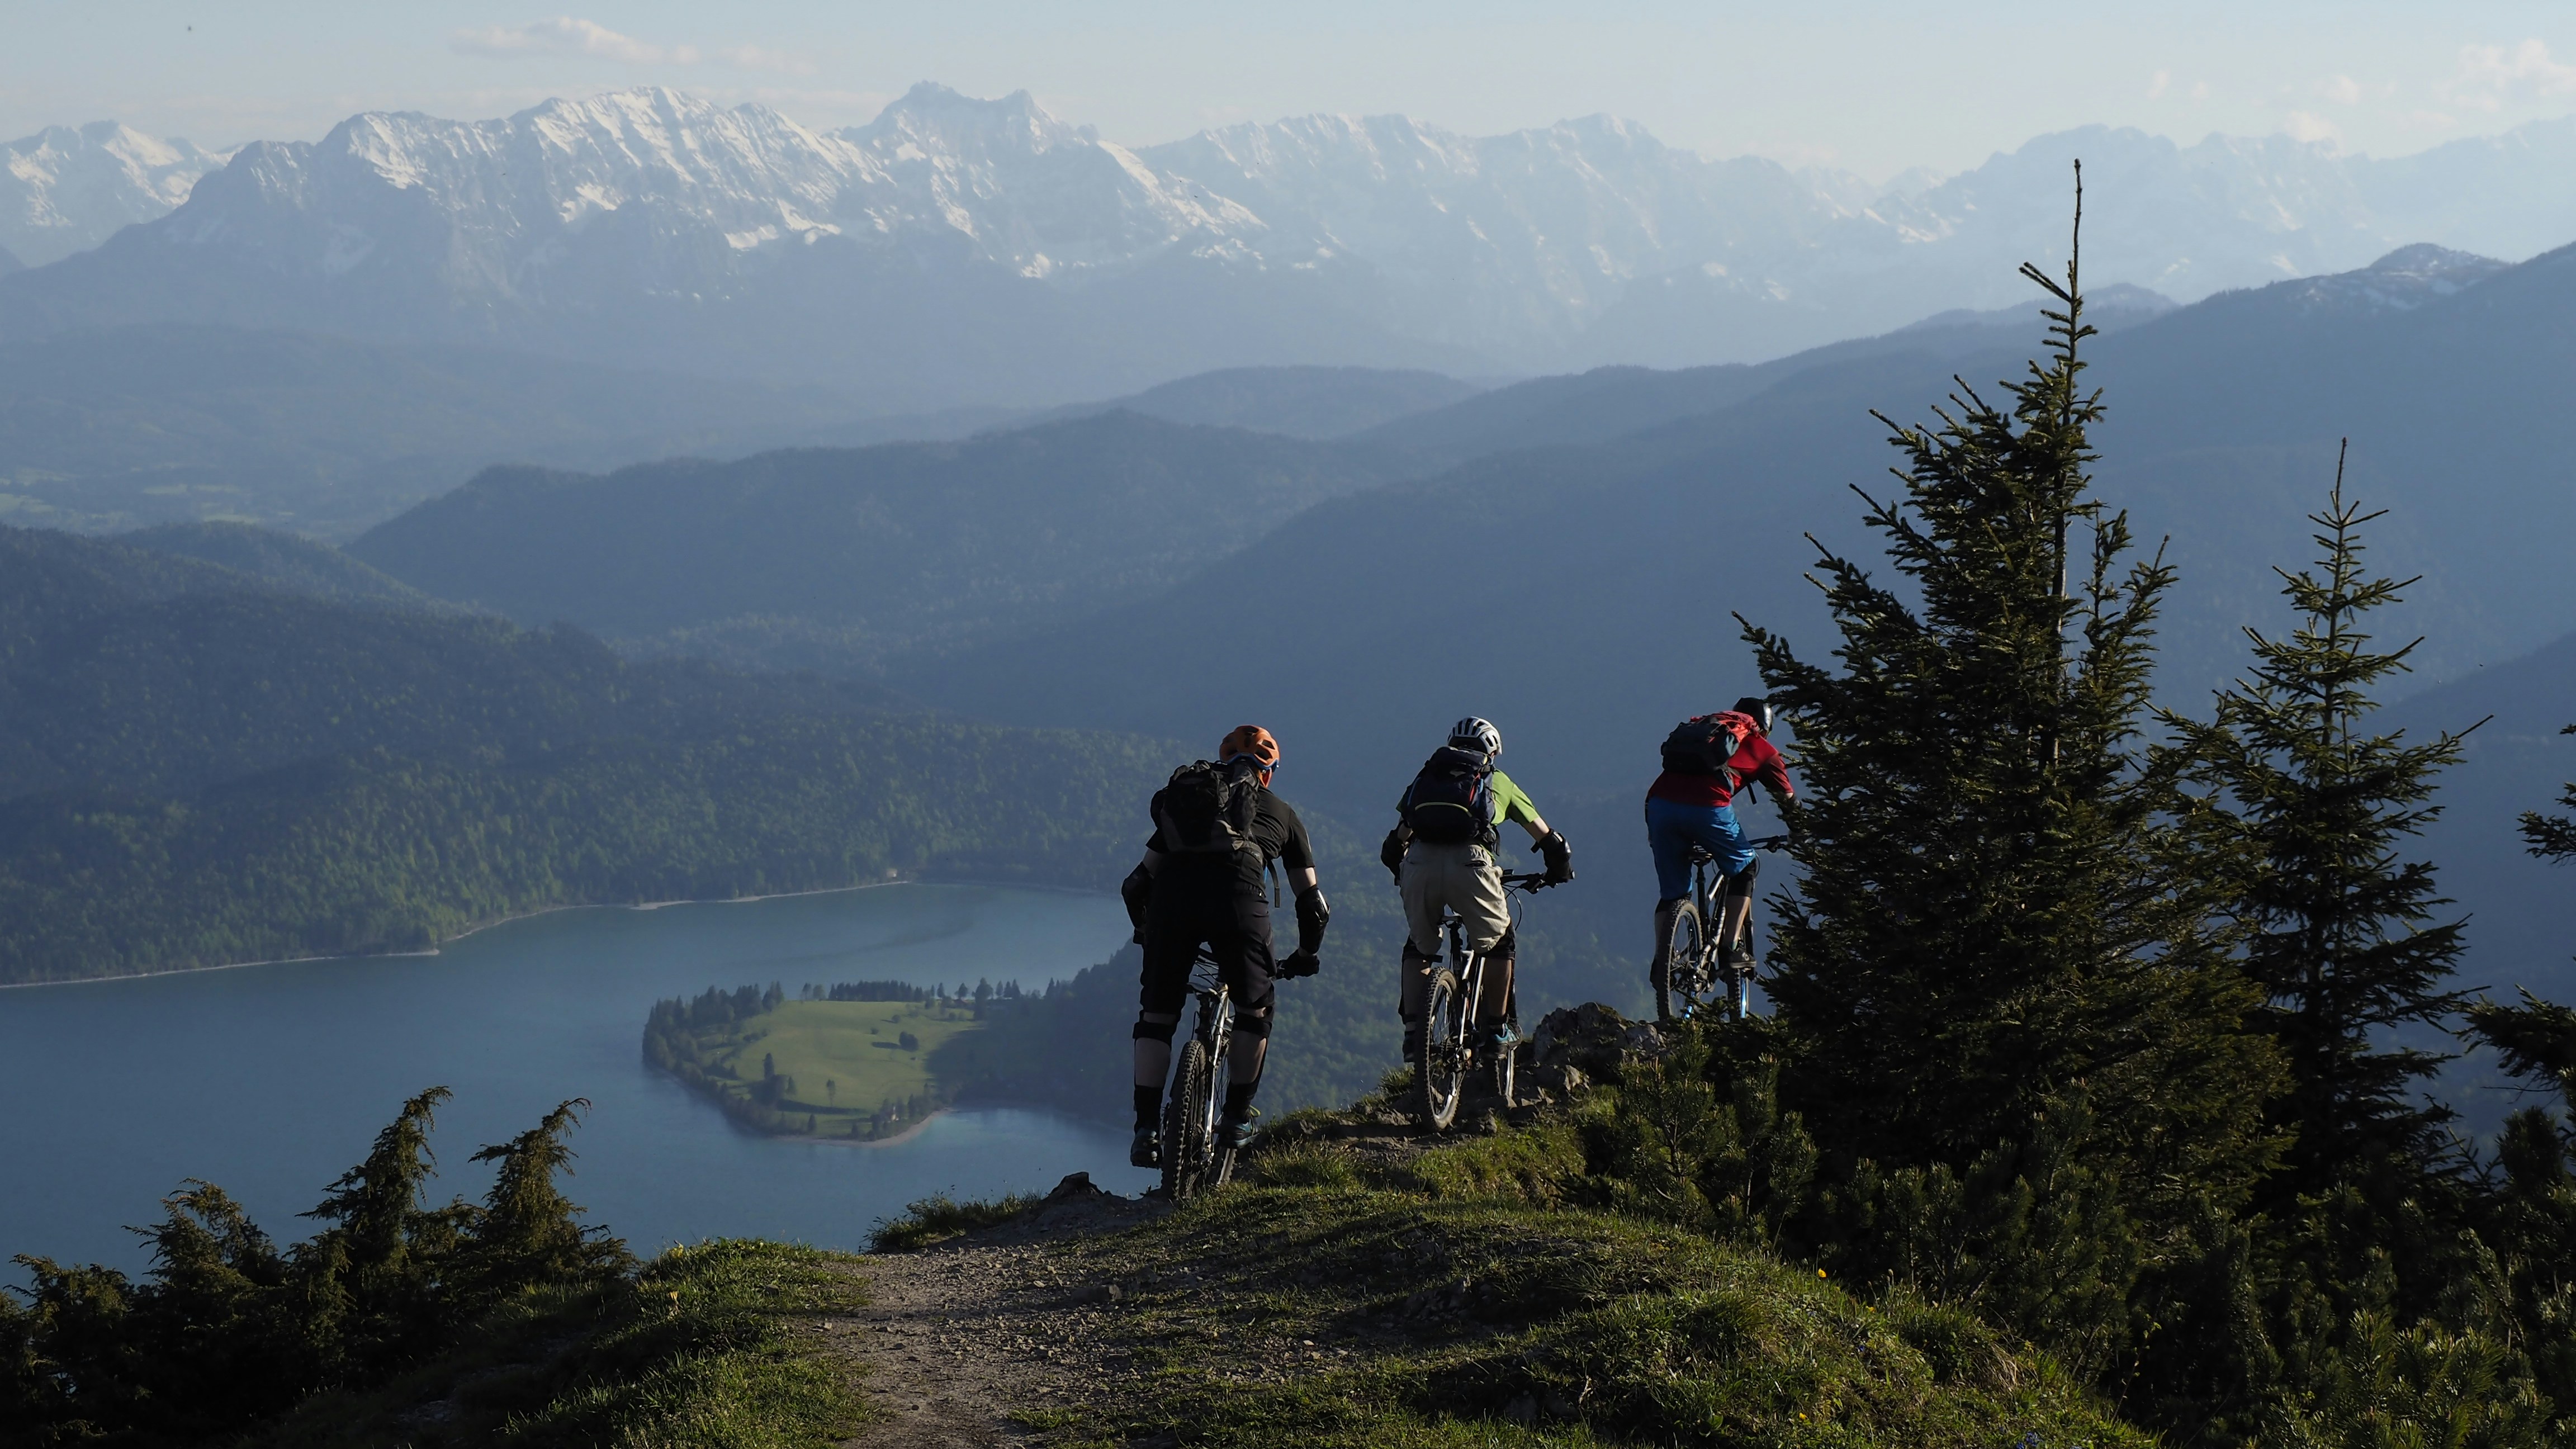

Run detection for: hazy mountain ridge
[[2387, 632, 2576, 997], [0, 323, 885, 537], [346, 410, 1426, 671], [11, 89, 2576, 401], [1028, 364, 1488, 438], [116, 520, 446, 610]]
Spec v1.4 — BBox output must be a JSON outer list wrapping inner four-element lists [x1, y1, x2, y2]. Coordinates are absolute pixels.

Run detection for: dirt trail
[[831, 1176, 1168, 1446], [827, 1036, 1585, 1445]]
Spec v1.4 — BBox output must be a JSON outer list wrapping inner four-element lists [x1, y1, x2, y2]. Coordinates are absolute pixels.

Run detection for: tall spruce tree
[[1739, 177, 2280, 1211], [2166, 458, 2476, 1200]]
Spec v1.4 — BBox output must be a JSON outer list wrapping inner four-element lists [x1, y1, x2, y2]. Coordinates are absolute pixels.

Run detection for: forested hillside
[[348, 411, 1420, 672], [0, 526, 1179, 983], [116, 520, 443, 608]]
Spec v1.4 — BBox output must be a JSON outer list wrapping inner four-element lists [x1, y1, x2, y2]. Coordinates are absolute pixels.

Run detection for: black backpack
[[1403, 746, 1497, 845], [1153, 760, 1264, 859], [1661, 716, 1748, 783]]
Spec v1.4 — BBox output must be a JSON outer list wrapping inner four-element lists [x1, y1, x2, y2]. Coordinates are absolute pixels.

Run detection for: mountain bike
[[1160, 947, 1239, 1202], [1654, 834, 1788, 1025], [1415, 870, 1555, 1131]]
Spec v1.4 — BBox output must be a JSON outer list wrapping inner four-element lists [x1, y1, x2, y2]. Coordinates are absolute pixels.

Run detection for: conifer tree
[[1739, 174, 2279, 1211], [462, 1097, 628, 1298], [2167, 458, 2476, 1199], [295, 1085, 471, 1375]]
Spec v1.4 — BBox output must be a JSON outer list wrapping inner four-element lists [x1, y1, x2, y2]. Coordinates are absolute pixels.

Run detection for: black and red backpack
[[1660, 714, 1751, 785]]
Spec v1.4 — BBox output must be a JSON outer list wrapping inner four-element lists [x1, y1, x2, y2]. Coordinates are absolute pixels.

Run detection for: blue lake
[[0, 883, 1155, 1273]]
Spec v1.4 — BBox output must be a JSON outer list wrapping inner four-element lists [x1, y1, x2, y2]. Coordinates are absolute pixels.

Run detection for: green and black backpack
[[1403, 747, 1498, 846]]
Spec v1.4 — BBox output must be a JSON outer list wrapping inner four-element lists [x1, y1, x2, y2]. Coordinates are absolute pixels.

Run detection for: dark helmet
[[1731, 696, 1775, 735]]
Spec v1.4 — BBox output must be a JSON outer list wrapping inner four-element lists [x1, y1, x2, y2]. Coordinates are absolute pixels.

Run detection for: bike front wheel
[[1654, 897, 1719, 1024], [1162, 1038, 1217, 1200], [1415, 967, 1466, 1131]]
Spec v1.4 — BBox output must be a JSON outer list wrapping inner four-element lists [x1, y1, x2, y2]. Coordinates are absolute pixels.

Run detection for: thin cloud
[[451, 18, 692, 65], [2146, 69, 2171, 100], [717, 45, 817, 77], [2319, 74, 2363, 105], [2448, 38, 2576, 112], [449, 19, 807, 73], [2282, 110, 2340, 145]]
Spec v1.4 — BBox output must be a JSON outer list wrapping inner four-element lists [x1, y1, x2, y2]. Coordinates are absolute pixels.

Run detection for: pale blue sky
[[10, 1, 2576, 179]]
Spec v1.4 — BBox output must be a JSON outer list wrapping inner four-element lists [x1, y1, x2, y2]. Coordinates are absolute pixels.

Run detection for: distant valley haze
[[2, 6, 2572, 1005]]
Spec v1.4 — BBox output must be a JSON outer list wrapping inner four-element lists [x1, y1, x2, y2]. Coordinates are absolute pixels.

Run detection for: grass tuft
[[866, 1191, 1038, 1252], [1246, 1140, 1364, 1190], [1054, 1125, 2150, 1448], [1407, 1120, 1584, 1203]]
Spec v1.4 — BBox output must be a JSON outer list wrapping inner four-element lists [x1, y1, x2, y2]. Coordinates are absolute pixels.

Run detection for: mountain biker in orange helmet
[[1120, 724, 1327, 1166]]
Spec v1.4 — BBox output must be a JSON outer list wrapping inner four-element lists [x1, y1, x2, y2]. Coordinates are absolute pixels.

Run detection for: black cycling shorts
[[1139, 889, 1277, 1020]]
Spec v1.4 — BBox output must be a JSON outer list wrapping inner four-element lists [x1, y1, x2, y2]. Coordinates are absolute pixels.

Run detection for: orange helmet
[[1219, 724, 1280, 775]]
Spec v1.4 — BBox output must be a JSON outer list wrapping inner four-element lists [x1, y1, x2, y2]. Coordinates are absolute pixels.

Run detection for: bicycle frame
[[1415, 870, 1551, 1130], [1663, 834, 1789, 1024], [1160, 948, 1237, 1201], [1186, 955, 1234, 1137]]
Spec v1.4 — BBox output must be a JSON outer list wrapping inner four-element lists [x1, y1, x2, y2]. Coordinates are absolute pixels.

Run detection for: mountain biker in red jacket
[[1646, 697, 1796, 977]]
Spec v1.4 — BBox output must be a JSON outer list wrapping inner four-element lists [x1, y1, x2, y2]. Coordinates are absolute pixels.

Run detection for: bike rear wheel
[[1161, 1038, 1217, 1200], [1654, 897, 1718, 1024], [1415, 967, 1466, 1131]]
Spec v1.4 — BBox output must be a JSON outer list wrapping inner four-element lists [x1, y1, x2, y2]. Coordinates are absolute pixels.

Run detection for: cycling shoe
[[1219, 1107, 1261, 1152], [1129, 1128, 1161, 1168]]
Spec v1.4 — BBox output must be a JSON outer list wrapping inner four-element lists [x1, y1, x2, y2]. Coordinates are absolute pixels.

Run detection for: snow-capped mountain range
[[1, 121, 231, 269], [6, 84, 2576, 405]]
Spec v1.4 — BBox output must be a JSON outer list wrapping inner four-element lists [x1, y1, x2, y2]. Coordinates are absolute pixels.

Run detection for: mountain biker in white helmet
[[1379, 716, 1572, 1063]]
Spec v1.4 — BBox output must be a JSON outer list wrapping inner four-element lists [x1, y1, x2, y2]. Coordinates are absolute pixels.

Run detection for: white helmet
[[1448, 716, 1502, 757]]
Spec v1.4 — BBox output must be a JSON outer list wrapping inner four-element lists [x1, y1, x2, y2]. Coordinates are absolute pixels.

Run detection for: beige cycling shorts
[[1400, 838, 1510, 955]]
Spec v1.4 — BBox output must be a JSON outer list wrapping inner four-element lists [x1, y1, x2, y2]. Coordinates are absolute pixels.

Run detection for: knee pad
[[1230, 1006, 1273, 1042], [1131, 1017, 1178, 1044], [1722, 856, 1760, 894], [1486, 926, 1517, 961]]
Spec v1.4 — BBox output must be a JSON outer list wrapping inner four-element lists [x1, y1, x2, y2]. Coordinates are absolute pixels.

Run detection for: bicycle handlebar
[[1748, 834, 1792, 851], [1500, 870, 1557, 893]]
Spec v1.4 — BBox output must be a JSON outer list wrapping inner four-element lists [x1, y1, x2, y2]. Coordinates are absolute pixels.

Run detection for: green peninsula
[[642, 981, 1043, 1139]]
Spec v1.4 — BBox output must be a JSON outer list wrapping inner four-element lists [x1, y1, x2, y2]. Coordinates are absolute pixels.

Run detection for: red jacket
[[1646, 712, 1796, 810]]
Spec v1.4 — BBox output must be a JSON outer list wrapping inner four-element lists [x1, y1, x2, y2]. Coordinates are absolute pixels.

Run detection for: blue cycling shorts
[[1645, 795, 1753, 901]]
